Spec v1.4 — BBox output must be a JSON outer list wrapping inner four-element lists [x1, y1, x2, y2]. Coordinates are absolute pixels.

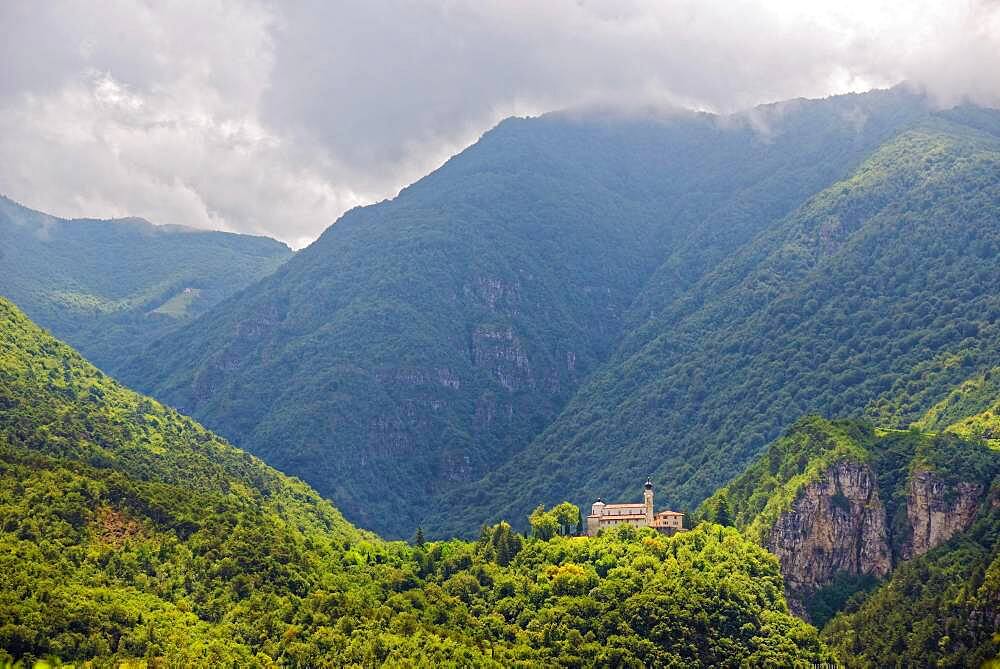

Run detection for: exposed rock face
[[764, 458, 991, 621], [471, 325, 532, 391], [374, 367, 461, 390], [465, 276, 521, 314], [766, 461, 892, 616], [366, 415, 417, 459], [900, 468, 984, 560]]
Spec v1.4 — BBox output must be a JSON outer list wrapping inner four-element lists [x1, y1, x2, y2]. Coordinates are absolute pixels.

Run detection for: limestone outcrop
[[900, 468, 984, 560], [765, 461, 892, 615]]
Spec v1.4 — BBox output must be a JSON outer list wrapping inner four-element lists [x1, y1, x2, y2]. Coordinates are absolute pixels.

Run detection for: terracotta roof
[[603, 503, 645, 509]]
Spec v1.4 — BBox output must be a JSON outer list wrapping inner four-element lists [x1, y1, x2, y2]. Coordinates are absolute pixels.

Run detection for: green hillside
[[823, 390, 1000, 667], [115, 88, 931, 538], [0, 196, 291, 369], [0, 298, 831, 666], [913, 365, 1000, 448], [699, 413, 999, 666], [823, 501, 1000, 667], [435, 107, 1000, 536]]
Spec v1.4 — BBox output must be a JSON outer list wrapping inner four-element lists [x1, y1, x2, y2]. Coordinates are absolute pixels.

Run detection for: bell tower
[[644, 478, 654, 525]]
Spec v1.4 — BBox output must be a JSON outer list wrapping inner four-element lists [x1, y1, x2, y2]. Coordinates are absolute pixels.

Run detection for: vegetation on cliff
[[823, 497, 1000, 667], [700, 412, 999, 666]]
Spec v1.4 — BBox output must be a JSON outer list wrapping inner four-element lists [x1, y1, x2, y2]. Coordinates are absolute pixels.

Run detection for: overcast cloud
[[1, 0, 999, 247]]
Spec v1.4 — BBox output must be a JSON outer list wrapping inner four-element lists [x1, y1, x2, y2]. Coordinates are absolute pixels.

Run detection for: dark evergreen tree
[[715, 495, 732, 527]]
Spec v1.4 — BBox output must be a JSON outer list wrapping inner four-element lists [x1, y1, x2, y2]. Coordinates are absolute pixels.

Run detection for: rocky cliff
[[900, 468, 985, 560], [766, 457, 989, 618], [765, 460, 892, 615]]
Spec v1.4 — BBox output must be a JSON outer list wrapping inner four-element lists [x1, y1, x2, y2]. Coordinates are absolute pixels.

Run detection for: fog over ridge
[[1, 0, 998, 247]]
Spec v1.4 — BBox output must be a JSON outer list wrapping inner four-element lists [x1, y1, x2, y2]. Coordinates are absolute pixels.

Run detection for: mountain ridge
[[427, 106, 1000, 537], [0, 195, 293, 372], [115, 87, 937, 538]]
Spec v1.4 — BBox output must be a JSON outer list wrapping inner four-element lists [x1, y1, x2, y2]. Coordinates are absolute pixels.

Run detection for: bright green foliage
[[115, 88, 933, 538], [703, 416, 998, 549], [823, 498, 1000, 667], [0, 195, 291, 370], [699, 417, 874, 542], [914, 365, 1000, 448], [476, 521, 523, 566], [529, 505, 560, 540], [816, 376, 1000, 667], [0, 298, 831, 666], [452, 106, 1000, 536], [530, 502, 580, 539]]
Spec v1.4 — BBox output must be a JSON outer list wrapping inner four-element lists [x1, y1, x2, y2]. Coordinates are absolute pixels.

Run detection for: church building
[[586, 479, 685, 536]]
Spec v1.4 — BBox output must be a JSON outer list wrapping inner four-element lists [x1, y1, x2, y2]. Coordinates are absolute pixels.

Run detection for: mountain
[[0, 297, 831, 666], [432, 103, 1000, 536], [824, 497, 1000, 667], [0, 195, 291, 370], [700, 411, 999, 666], [0, 296, 362, 663], [115, 87, 934, 538]]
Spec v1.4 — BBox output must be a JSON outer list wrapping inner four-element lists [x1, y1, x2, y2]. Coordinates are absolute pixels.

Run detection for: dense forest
[[5, 87, 1000, 667], [435, 106, 1000, 537], [0, 298, 831, 666], [825, 502, 1000, 667], [0, 195, 291, 369], [114, 88, 937, 538]]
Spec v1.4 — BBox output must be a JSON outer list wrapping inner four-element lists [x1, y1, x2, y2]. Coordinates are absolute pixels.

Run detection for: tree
[[529, 505, 559, 540], [490, 521, 522, 566], [413, 526, 426, 547], [715, 495, 732, 527], [552, 502, 581, 536]]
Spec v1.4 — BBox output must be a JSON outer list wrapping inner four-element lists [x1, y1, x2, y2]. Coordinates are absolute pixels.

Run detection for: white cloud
[[1, 0, 998, 247]]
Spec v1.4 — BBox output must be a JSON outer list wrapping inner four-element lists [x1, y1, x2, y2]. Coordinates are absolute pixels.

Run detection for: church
[[586, 479, 685, 536]]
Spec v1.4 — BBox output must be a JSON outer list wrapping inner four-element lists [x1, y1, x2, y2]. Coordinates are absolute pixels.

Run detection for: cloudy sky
[[2, 1, 999, 248]]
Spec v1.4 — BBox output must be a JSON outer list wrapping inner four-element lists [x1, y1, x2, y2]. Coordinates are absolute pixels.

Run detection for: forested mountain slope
[[433, 106, 1000, 536], [0, 196, 291, 369], [823, 379, 1000, 667], [0, 298, 832, 666], [913, 364, 1000, 448], [116, 88, 930, 538], [824, 489, 1000, 667], [698, 413, 999, 667]]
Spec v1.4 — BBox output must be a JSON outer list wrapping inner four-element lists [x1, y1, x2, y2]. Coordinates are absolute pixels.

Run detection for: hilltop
[[0, 195, 291, 370]]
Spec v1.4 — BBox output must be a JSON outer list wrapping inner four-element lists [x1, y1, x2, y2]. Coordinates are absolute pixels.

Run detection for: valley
[[3, 87, 1000, 667]]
